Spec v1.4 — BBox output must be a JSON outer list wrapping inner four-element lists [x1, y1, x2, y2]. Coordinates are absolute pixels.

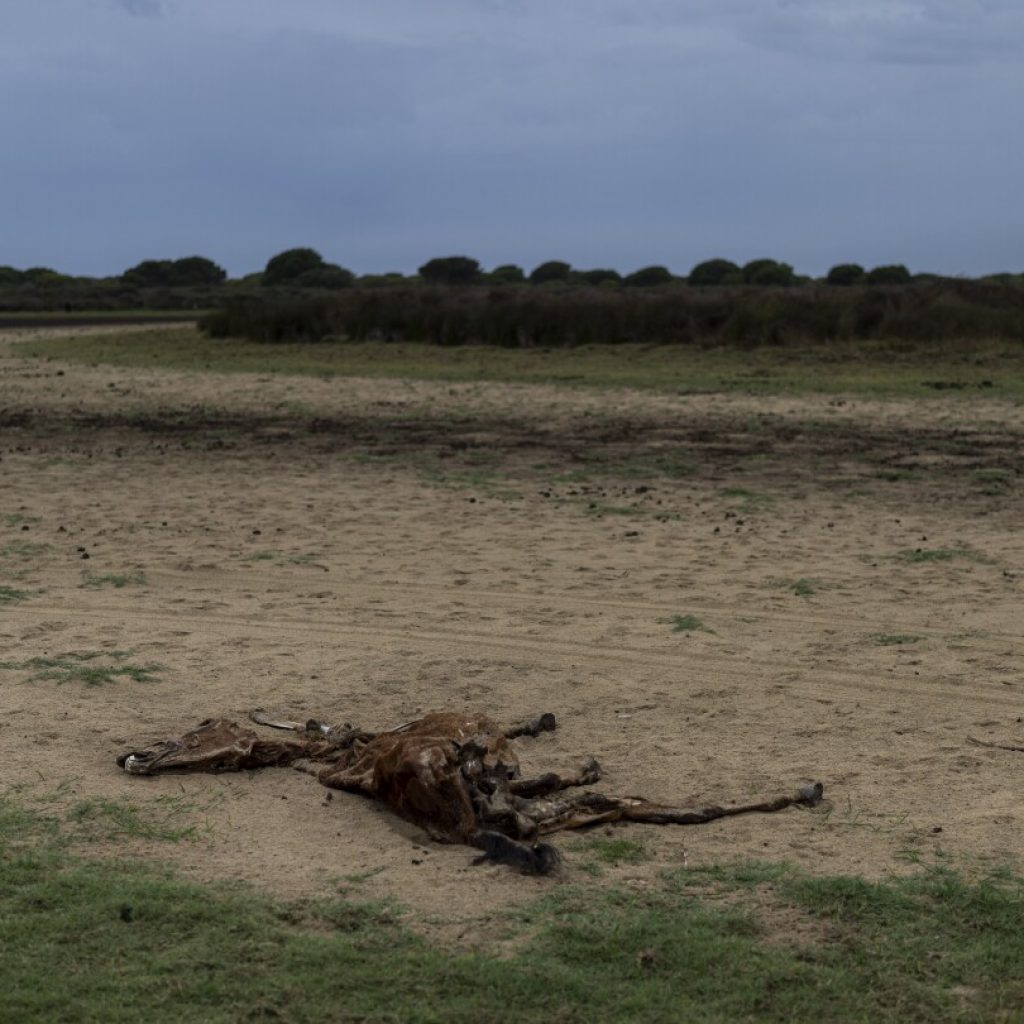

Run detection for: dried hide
[[118, 710, 823, 874]]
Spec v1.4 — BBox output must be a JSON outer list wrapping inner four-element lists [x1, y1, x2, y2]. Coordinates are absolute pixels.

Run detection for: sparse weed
[[874, 469, 924, 482], [423, 467, 522, 500], [974, 468, 1014, 495], [67, 797, 199, 843], [900, 547, 987, 564], [665, 614, 714, 634], [0, 585, 31, 606], [80, 570, 147, 588], [585, 502, 637, 516], [721, 487, 773, 512], [1, 513, 41, 527], [0, 541, 50, 559], [771, 577, 817, 597], [580, 451, 695, 481], [872, 634, 922, 646], [242, 550, 277, 562]]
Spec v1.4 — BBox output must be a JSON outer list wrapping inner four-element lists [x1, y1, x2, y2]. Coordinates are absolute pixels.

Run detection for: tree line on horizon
[[3, 247, 1023, 295]]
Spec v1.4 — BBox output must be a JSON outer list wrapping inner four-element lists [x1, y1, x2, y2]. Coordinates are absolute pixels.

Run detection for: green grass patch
[[0, 585, 32, 606], [0, 513, 41, 527], [585, 501, 638, 516], [572, 836, 651, 866], [665, 614, 714, 634], [721, 487, 774, 512], [3, 797, 1024, 1023], [568, 451, 696, 482], [771, 577, 817, 597], [241, 550, 277, 562], [0, 650, 163, 686], [872, 634, 923, 646], [0, 540, 50, 559], [15, 327, 1024, 399], [80, 570, 148, 589], [974, 468, 1015, 495], [422, 466, 522, 500]]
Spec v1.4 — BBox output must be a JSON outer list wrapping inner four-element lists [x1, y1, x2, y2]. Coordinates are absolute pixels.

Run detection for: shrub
[[417, 256, 481, 286], [688, 259, 741, 286], [295, 264, 355, 290], [826, 263, 866, 286], [529, 261, 572, 284], [172, 256, 227, 286], [743, 260, 796, 287], [577, 269, 621, 286], [866, 264, 912, 285], [263, 248, 325, 286], [489, 264, 526, 284], [122, 257, 226, 288], [624, 266, 673, 287]]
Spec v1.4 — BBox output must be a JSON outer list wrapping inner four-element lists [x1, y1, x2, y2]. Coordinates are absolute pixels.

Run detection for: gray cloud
[[112, 0, 167, 18], [1, 0, 1021, 276]]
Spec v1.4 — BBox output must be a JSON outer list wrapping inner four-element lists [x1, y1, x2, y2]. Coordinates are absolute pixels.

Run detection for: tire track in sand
[[7, 600, 1020, 713]]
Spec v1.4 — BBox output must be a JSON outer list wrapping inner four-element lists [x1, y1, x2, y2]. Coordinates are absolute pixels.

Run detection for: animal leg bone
[[526, 782, 824, 834], [509, 757, 602, 798], [504, 713, 558, 740]]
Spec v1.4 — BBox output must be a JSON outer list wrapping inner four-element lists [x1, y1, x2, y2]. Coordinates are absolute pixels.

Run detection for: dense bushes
[[199, 279, 1024, 348]]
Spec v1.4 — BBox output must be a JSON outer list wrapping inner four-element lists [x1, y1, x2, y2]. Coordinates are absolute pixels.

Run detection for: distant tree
[[418, 256, 482, 286], [263, 248, 325, 286], [22, 267, 73, 288], [742, 259, 796, 286], [688, 258, 741, 286], [865, 264, 912, 285], [0, 266, 24, 286], [171, 256, 227, 286], [623, 265, 673, 287], [826, 263, 866, 286], [529, 260, 572, 284], [577, 268, 621, 286], [122, 260, 175, 286], [295, 264, 355, 290], [22, 266, 61, 282], [122, 256, 226, 287], [489, 264, 526, 284]]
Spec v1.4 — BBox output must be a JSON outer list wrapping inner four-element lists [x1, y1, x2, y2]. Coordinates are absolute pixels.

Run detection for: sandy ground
[[1, 328, 1022, 935]]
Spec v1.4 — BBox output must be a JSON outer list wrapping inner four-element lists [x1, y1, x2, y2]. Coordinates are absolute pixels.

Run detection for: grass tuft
[[900, 547, 986, 564], [0, 650, 163, 686], [872, 633, 922, 646], [67, 797, 200, 844], [80, 570, 148, 588], [665, 614, 714, 634], [572, 836, 651, 866]]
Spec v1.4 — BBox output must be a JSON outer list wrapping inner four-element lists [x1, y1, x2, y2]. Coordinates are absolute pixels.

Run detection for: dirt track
[[1, 330, 1022, 927]]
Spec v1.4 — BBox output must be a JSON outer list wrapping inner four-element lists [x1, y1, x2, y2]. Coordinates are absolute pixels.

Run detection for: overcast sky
[[2, 0, 1021, 277]]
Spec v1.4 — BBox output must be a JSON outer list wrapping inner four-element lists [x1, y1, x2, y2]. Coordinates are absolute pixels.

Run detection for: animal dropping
[[118, 710, 823, 874]]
